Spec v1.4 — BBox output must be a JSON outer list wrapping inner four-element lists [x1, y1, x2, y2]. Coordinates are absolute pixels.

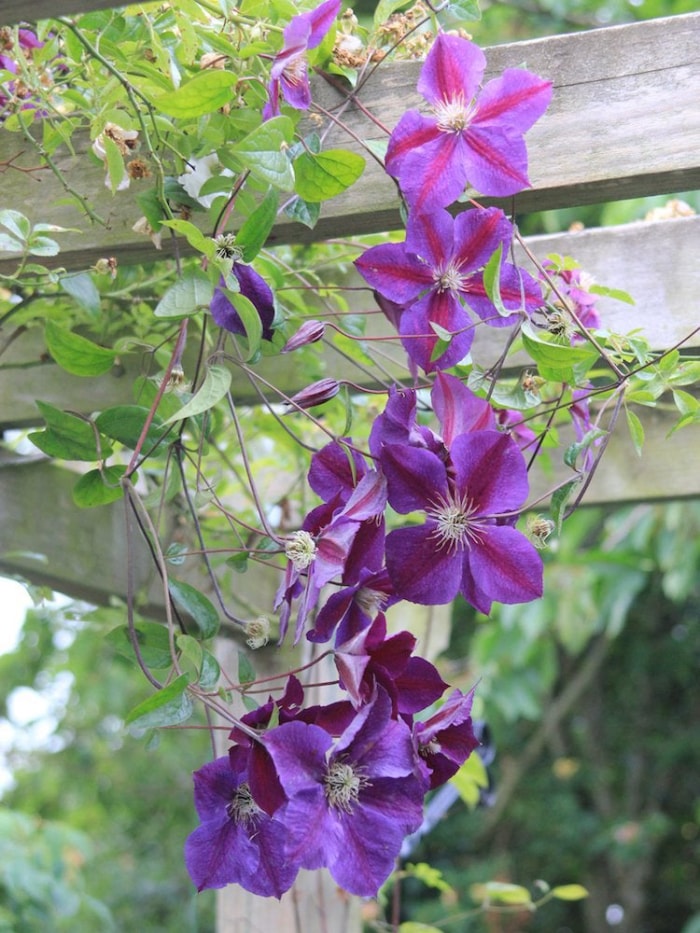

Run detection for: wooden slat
[[0, 14, 698, 272], [0, 0, 153, 24], [1, 215, 698, 430], [1, 397, 698, 619]]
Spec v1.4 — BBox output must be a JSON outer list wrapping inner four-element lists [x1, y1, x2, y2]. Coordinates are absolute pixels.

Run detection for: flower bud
[[281, 320, 326, 353], [286, 378, 340, 411]]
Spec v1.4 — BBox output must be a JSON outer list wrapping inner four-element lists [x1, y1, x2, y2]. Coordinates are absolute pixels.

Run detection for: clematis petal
[[450, 431, 530, 514], [452, 207, 513, 273], [474, 68, 553, 132], [399, 292, 474, 374], [462, 124, 531, 196], [385, 523, 463, 605], [416, 33, 485, 105], [432, 373, 496, 446], [380, 444, 448, 514], [464, 523, 543, 605], [355, 241, 432, 304]]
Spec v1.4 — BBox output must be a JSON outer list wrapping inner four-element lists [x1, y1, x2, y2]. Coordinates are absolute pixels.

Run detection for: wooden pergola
[[1, 4, 699, 930]]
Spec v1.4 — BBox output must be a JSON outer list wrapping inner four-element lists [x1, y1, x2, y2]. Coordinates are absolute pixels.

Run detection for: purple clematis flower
[[263, 688, 425, 896], [381, 430, 543, 614], [385, 33, 552, 210], [184, 747, 300, 897], [210, 263, 276, 340], [356, 208, 542, 373], [263, 0, 342, 120], [413, 688, 479, 789]]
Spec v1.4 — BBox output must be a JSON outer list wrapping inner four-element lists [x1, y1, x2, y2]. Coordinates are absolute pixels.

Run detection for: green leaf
[[154, 271, 213, 319], [398, 924, 443, 933], [404, 863, 454, 894], [29, 401, 112, 461], [160, 219, 216, 258], [60, 272, 101, 316], [450, 752, 489, 809], [0, 208, 31, 242], [234, 116, 295, 191], [199, 649, 221, 689], [95, 405, 167, 450], [125, 674, 193, 729], [238, 651, 256, 685], [176, 633, 203, 674], [44, 321, 116, 376], [162, 363, 231, 425], [0, 232, 24, 252], [294, 149, 365, 202], [625, 407, 644, 456], [152, 70, 238, 118], [107, 621, 173, 669], [284, 195, 321, 229], [672, 389, 699, 416], [373, 0, 413, 25], [551, 884, 589, 901], [550, 478, 581, 535], [437, 0, 482, 28], [470, 882, 533, 906], [236, 189, 279, 262], [521, 322, 599, 383], [564, 427, 606, 470], [482, 243, 510, 317], [27, 234, 60, 257], [72, 466, 126, 507], [168, 579, 220, 639], [101, 134, 126, 194], [589, 283, 635, 305]]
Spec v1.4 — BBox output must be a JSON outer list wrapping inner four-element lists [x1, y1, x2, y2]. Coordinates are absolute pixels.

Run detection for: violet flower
[[210, 263, 275, 340], [385, 33, 552, 210], [355, 208, 543, 373], [381, 430, 543, 614], [263, 0, 342, 120], [414, 688, 479, 789], [263, 688, 425, 896], [184, 747, 299, 897]]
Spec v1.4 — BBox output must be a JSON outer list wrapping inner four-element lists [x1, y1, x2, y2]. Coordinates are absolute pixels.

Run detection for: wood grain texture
[[1, 215, 698, 430], [0, 13, 698, 271], [0, 0, 152, 23]]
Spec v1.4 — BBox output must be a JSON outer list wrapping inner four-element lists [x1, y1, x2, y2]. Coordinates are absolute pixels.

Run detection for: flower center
[[427, 491, 483, 552], [283, 55, 308, 87], [433, 95, 474, 134], [285, 530, 317, 570], [433, 261, 468, 293], [226, 782, 262, 827], [355, 586, 386, 617], [323, 760, 365, 813]]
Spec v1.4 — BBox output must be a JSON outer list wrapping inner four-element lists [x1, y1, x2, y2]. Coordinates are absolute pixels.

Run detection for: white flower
[[177, 153, 233, 208]]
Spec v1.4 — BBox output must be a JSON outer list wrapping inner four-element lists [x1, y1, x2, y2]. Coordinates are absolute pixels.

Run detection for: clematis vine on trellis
[[5, 0, 664, 914]]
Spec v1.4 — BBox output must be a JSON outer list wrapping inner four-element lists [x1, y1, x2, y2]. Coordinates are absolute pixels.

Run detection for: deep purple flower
[[184, 747, 299, 897], [263, 688, 425, 896], [355, 208, 542, 372], [385, 33, 552, 209], [286, 377, 339, 410], [275, 465, 387, 643], [414, 688, 479, 789], [210, 263, 275, 340], [381, 430, 543, 614], [496, 407, 537, 451], [334, 613, 447, 714], [542, 261, 601, 342], [263, 0, 342, 120], [306, 567, 396, 644]]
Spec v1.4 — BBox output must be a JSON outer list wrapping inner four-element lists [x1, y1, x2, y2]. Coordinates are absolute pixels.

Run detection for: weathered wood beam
[[0, 13, 698, 272], [0, 0, 156, 24], [1, 397, 698, 619], [1, 215, 698, 430]]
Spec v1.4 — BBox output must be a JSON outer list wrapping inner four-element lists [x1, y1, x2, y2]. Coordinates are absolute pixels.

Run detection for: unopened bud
[[286, 378, 339, 411], [281, 320, 326, 353]]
